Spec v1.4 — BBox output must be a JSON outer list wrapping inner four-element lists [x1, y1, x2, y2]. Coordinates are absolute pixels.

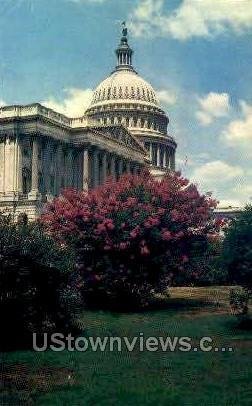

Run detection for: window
[[22, 168, 31, 194]]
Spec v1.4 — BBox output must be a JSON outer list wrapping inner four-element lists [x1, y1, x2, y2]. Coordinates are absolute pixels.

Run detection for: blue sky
[[0, 0, 252, 206]]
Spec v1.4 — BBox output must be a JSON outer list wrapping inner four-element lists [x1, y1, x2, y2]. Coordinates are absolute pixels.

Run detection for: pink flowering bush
[[41, 170, 219, 310]]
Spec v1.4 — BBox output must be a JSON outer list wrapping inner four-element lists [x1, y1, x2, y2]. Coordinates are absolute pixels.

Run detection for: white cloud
[[156, 89, 176, 105], [196, 92, 230, 126], [222, 101, 252, 149], [190, 160, 246, 206], [0, 100, 6, 107], [130, 0, 252, 40], [191, 160, 243, 187], [42, 88, 93, 118], [232, 182, 252, 201]]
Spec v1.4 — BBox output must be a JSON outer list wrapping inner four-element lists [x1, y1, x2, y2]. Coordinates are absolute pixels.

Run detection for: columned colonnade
[[0, 134, 141, 200], [147, 141, 175, 170], [28, 138, 140, 197], [82, 146, 139, 191]]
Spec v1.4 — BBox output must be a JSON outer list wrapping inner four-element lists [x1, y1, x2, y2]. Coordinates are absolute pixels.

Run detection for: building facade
[[0, 27, 176, 220]]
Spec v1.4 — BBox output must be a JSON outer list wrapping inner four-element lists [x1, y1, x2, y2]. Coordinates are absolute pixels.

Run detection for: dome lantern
[[115, 22, 135, 72]]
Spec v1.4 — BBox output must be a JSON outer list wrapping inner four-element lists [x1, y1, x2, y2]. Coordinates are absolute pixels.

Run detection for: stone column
[[15, 136, 23, 194], [126, 161, 131, 174], [157, 144, 161, 167], [28, 137, 40, 200], [44, 140, 52, 198], [101, 151, 107, 184], [132, 164, 138, 175], [164, 148, 169, 169], [0, 138, 5, 195], [66, 148, 72, 188], [82, 148, 89, 191], [162, 145, 167, 168], [171, 151, 175, 170], [149, 142, 153, 164], [3, 137, 13, 198], [55, 143, 63, 195], [118, 158, 124, 177], [93, 148, 100, 188], [70, 149, 76, 188], [110, 154, 116, 179]]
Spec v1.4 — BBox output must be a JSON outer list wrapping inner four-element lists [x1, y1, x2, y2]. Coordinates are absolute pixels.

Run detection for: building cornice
[[0, 104, 148, 163]]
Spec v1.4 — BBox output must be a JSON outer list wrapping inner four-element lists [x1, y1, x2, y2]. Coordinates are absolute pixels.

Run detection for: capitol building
[[0, 26, 177, 220]]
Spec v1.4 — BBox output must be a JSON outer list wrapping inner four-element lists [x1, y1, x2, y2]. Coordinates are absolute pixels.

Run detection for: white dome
[[90, 69, 159, 107]]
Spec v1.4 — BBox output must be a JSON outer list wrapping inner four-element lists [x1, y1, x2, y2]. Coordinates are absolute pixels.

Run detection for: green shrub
[[221, 206, 252, 325], [222, 205, 252, 288], [0, 215, 81, 350]]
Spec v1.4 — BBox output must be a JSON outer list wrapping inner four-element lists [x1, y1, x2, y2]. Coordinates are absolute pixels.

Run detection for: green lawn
[[1, 287, 252, 405]]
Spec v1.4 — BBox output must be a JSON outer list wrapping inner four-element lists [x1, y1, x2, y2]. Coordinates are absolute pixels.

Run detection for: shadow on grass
[[84, 296, 218, 316], [149, 297, 215, 311]]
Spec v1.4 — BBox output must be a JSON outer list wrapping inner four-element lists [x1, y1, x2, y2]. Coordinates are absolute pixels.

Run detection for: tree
[[41, 170, 218, 310], [221, 206, 252, 319], [222, 205, 252, 287], [0, 215, 81, 350]]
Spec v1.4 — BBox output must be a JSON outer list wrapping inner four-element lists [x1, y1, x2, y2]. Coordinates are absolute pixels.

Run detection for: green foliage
[[221, 206, 252, 325], [230, 287, 250, 316], [222, 205, 252, 288], [0, 215, 81, 350]]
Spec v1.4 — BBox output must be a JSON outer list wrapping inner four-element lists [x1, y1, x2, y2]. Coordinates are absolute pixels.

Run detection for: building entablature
[[72, 126, 148, 164], [86, 100, 167, 115], [0, 106, 147, 163], [0, 103, 71, 127], [135, 132, 177, 148]]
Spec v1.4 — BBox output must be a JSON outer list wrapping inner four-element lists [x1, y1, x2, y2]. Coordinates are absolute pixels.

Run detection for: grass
[[1, 286, 252, 405]]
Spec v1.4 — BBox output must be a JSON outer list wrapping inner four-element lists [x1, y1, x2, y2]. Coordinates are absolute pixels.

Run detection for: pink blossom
[[130, 230, 138, 239], [181, 255, 189, 263], [103, 245, 111, 251], [140, 245, 150, 255], [161, 230, 172, 241], [119, 242, 128, 250]]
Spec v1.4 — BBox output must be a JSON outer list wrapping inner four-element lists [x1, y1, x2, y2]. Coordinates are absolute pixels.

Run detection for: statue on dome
[[122, 21, 127, 37]]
